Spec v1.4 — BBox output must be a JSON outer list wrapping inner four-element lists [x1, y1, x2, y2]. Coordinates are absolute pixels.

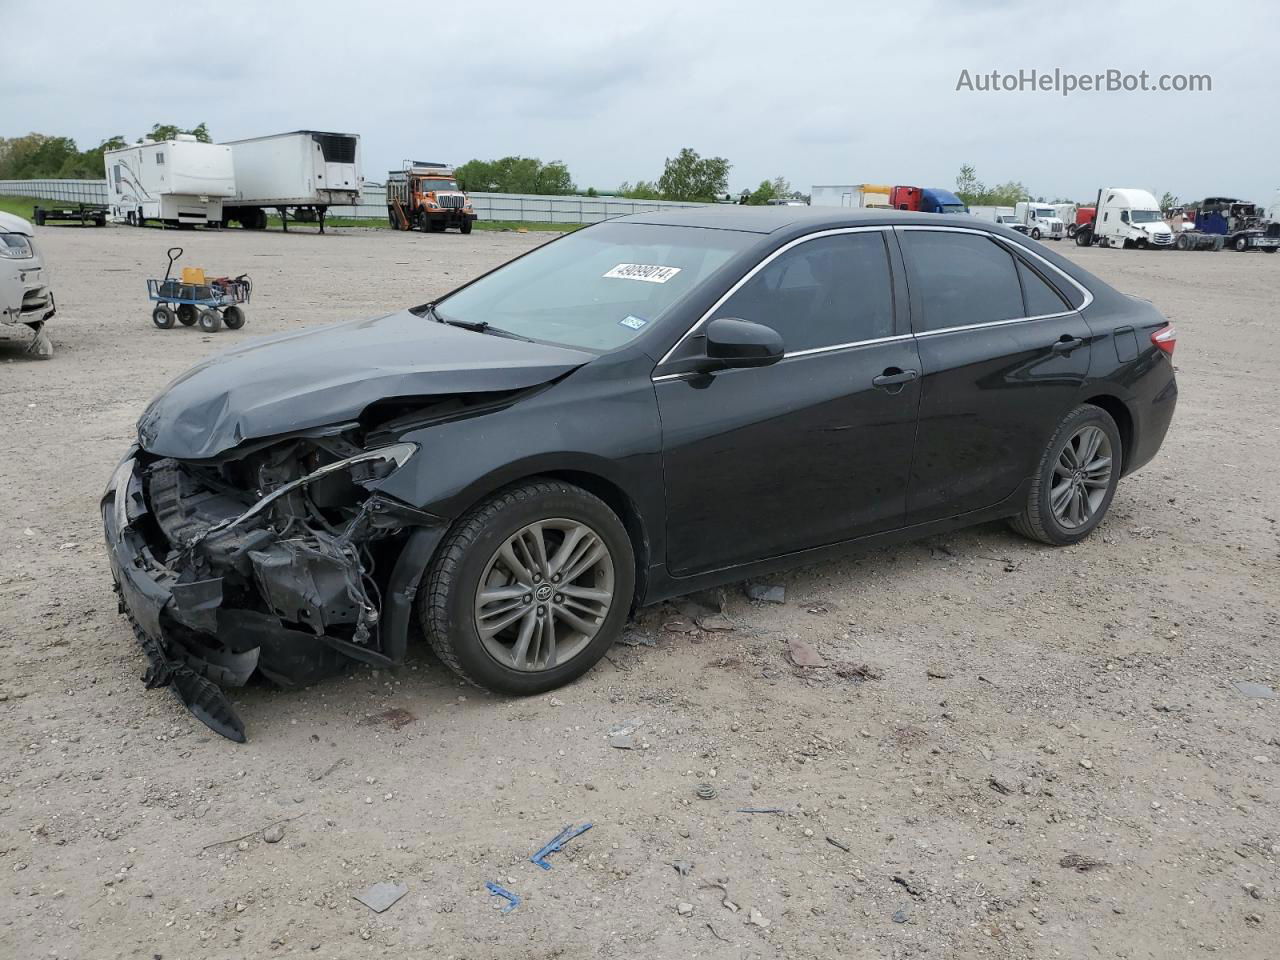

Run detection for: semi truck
[[1015, 201, 1066, 241], [1074, 188, 1174, 249], [221, 131, 362, 233], [1180, 198, 1279, 252], [890, 186, 967, 213], [385, 162, 477, 233], [1068, 206, 1095, 239], [104, 136, 235, 228]]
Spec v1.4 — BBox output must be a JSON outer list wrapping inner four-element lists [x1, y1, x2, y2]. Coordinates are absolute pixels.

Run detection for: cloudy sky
[[4, 0, 1277, 204]]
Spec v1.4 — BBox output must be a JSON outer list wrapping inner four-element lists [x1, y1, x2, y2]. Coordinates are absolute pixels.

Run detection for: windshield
[[435, 221, 755, 351], [422, 179, 459, 192], [939, 203, 967, 214], [1034, 208, 1055, 219], [998, 215, 1017, 223], [1130, 209, 1162, 223]]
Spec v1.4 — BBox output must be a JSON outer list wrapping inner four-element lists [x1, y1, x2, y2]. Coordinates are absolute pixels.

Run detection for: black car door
[[896, 227, 1093, 525], [653, 228, 922, 577]]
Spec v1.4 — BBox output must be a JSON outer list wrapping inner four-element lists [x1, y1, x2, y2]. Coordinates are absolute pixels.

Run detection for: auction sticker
[[603, 263, 682, 283], [619, 315, 649, 330]]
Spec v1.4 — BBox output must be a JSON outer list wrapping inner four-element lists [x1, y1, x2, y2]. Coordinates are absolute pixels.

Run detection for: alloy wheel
[[473, 518, 615, 671], [1051, 425, 1113, 529]]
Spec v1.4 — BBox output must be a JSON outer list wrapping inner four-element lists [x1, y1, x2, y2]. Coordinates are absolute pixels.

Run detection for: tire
[[421, 478, 636, 695], [136, 210, 145, 227], [1176, 233, 1189, 251], [460, 219, 473, 235], [1075, 228, 1092, 247], [1031, 227, 1042, 240], [198, 310, 223, 332], [222, 305, 246, 329], [152, 305, 175, 329], [176, 304, 198, 326], [1009, 404, 1122, 546], [1067, 224, 1078, 239], [1234, 236, 1249, 252], [34, 211, 46, 226], [1264, 247, 1277, 254]]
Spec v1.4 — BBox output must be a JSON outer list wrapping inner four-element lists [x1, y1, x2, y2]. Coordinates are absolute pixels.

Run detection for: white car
[[0, 211, 55, 358]]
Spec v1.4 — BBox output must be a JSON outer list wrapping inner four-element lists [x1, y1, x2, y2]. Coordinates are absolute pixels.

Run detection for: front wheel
[[421, 479, 635, 694], [152, 305, 175, 329], [177, 304, 198, 326], [222, 305, 246, 329], [1009, 404, 1122, 546], [1234, 236, 1249, 252], [197, 310, 223, 332], [1031, 227, 1042, 240], [460, 219, 474, 234]]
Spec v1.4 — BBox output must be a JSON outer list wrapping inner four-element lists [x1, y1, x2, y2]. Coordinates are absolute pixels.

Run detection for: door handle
[[1051, 336, 1085, 354], [872, 367, 919, 388]]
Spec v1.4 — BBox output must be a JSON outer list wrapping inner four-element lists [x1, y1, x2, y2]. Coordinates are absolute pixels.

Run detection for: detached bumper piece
[[102, 450, 443, 741]]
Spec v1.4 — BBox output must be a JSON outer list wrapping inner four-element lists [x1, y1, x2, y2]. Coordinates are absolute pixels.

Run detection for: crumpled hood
[[137, 308, 594, 459], [1135, 220, 1173, 237]]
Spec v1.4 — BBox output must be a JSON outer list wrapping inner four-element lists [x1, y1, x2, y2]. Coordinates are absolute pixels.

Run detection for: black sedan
[[102, 207, 1177, 740]]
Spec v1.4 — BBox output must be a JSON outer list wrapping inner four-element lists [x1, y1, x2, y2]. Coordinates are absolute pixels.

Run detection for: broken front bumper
[[101, 449, 445, 742]]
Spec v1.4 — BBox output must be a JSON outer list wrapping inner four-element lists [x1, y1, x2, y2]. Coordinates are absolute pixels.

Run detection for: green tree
[[657, 148, 731, 202], [454, 156, 575, 195], [1159, 191, 1179, 212], [986, 181, 1030, 206], [746, 179, 777, 205], [616, 180, 663, 200], [955, 163, 984, 205], [144, 122, 211, 143]]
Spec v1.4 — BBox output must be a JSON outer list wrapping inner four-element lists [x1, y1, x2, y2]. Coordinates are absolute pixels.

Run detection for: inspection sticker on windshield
[[603, 263, 682, 284], [619, 315, 649, 330]]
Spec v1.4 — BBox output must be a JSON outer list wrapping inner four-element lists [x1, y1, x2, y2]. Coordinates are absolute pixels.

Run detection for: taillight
[[1151, 325, 1176, 357]]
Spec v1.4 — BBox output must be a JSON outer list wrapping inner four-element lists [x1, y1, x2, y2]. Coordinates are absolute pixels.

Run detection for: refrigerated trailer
[[104, 137, 235, 228], [221, 131, 362, 233]]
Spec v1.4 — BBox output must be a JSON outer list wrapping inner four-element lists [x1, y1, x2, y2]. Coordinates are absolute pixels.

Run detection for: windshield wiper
[[426, 303, 534, 342]]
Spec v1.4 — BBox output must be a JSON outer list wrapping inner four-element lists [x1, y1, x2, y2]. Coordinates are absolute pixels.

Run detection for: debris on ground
[[834, 662, 882, 681], [695, 783, 719, 800], [787, 637, 827, 668], [826, 836, 850, 853], [618, 630, 657, 647], [695, 614, 735, 632], [199, 813, 305, 851], [746, 907, 771, 928], [744, 582, 786, 604], [484, 881, 520, 914], [892, 908, 910, 923], [1059, 852, 1108, 872], [663, 618, 697, 634], [988, 775, 1017, 796], [677, 901, 694, 916], [353, 882, 408, 914], [361, 707, 417, 730], [262, 823, 285, 843], [672, 860, 694, 877], [531, 823, 593, 870], [737, 807, 784, 814], [925, 666, 951, 679], [706, 922, 730, 942], [1234, 681, 1278, 699], [700, 879, 739, 912], [892, 873, 926, 898], [308, 758, 348, 782], [609, 734, 636, 750]]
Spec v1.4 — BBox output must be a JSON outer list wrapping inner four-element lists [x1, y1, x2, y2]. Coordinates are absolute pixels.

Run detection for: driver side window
[[711, 232, 895, 354]]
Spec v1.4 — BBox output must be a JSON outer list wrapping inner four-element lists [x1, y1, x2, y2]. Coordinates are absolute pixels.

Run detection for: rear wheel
[[421, 479, 635, 694], [176, 304, 198, 326], [1009, 404, 1122, 546], [1264, 247, 1277, 254], [1234, 236, 1249, 252], [222, 305, 246, 329], [1176, 233, 1190, 250], [198, 310, 223, 332], [152, 305, 175, 329], [1075, 228, 1092, 247]]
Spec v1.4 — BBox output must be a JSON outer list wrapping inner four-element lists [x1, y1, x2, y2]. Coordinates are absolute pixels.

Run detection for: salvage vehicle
[[102, 207, 1178, 741], [1074, 188, 1174, 248], [1182, 197, 1279, 253], [0, 211, 55, 358]]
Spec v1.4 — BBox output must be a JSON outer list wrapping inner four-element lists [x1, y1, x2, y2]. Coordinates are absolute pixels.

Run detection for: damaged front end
[[101, 434, 445, 741]]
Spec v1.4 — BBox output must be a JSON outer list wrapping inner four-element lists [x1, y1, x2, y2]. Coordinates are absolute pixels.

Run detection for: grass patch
[[0, 195, 49, 221]]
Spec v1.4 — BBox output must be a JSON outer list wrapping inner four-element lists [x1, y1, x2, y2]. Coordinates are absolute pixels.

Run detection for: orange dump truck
[[386, 162, 477, 234]]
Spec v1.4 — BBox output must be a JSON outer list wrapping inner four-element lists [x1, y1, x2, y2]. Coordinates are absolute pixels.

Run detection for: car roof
[[617, 205, 994, 234]]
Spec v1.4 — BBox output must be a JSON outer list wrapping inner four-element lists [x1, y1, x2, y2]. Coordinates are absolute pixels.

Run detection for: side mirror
[[702, 317, 785, 370]]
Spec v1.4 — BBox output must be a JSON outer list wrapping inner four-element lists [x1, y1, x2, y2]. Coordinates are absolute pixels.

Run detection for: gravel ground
[[1, 224, 1276, 959]]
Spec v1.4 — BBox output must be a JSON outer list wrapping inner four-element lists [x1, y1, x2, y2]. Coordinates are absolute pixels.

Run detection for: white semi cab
[[967, 205, 1016, 223], [104, 136, 235, 227], [1015, 201, 1066, 241], [1076, 188, 1174, 249], [221, 130, 362, 232]]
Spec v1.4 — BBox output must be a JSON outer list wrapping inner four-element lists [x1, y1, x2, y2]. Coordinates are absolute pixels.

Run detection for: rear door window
[[1015, 259, 1070, 316], [899, 230, 1023, 332], [712, 231, 895, 352]]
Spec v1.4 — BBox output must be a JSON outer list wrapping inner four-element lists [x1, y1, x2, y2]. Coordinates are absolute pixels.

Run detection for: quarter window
[[1015, 259, 1069, 316], [156, 152, 165, 164], [711, 232, 895, 352], [900, 231, 1023, 332]]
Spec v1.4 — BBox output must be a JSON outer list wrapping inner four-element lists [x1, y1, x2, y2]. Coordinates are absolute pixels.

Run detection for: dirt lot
[[1, 223, 1277, 960]]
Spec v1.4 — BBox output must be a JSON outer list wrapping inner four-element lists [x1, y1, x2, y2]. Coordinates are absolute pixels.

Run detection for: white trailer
[[221, 130, 362, 232], [810, 184, 893, 208], [967, 204, 1016, 223], [103, 136, 235, 228]]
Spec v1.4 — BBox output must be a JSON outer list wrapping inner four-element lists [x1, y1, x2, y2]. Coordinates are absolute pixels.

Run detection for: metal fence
[[0, 178, 109, 205], [0, 178, 713, 225]]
